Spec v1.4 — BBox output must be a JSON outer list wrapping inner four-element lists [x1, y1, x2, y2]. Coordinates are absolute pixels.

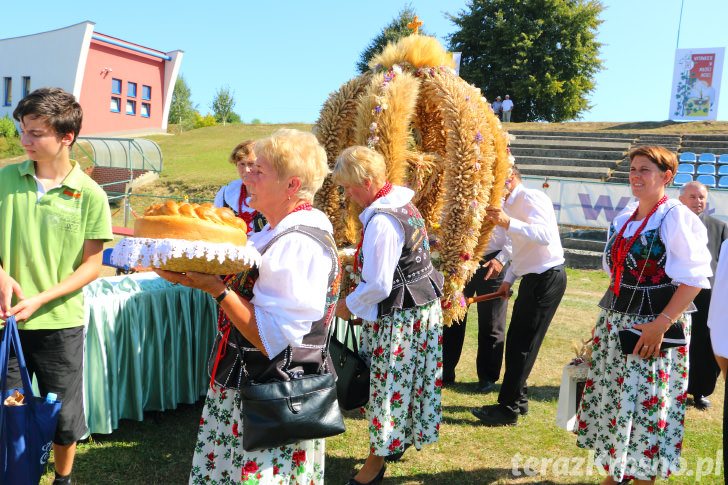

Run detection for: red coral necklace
[[353, 182, 393, 273], [609, 195, 667, 296]]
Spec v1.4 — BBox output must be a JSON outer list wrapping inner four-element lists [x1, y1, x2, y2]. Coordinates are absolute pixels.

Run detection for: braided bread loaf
[[134, 201, 247, 246]]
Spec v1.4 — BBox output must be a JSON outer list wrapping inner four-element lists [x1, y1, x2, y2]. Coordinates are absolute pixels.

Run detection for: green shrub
[[193, 112, 217, 128], [251, 118, 261, 124], [0, 135, 25, 158], [0, 115, 17, 138]]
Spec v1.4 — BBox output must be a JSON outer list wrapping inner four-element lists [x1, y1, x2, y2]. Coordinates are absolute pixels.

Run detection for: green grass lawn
[[41, 269, 724, 484]]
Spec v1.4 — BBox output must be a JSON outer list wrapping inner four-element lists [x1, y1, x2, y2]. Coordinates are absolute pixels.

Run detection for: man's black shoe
[[477, 380, 495, 394], [471, 404, 518, 426], [694, 396, 712, 410], [478, 402, 528, 416]]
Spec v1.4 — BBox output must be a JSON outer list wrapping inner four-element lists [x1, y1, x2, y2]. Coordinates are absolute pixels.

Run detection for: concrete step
[[508, 130, 637, 140], [509, 134, 638, 145], [609, 173, 630, 180], [632, 143, 680, 151], [637, 134, 682, 142], [510, 138, 632, 151], [562, 237, 606, 252], [514, 155, 619, 168], [564, 248, 603, 270], [682, 134, 728, 142], [510, 147, 626, 161], [680, 141, 728, 152], [519, 164, 609, 180]]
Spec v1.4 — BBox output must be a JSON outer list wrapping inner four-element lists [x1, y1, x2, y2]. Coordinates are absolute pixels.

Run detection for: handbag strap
[[0, 316, 34, 396], [344, 319, 358, 353]]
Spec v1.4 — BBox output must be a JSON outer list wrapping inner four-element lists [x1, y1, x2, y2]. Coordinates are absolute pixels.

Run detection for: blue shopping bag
[[1, 316, 62, 485]]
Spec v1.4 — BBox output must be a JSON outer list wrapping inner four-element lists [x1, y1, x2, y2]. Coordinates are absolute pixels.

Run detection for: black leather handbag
[[240, 372, 345, 451], [329, 319, 370, 410], [618, 322, 687, 354]]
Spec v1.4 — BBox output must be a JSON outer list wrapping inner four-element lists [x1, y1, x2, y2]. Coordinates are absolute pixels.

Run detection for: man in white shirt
[[471, 165, 566, 426], [501, 95, 514, 122], [442, 226, 512, 393], [707, 239, 728, 475]]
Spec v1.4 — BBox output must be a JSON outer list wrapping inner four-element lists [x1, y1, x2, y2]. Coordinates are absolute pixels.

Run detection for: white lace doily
[[111, 237, 261, 274]]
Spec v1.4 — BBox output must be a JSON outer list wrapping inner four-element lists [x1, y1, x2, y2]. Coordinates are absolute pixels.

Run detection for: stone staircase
[[509, 130, 728, 185], [679, 134, 728, 156], [607, 134, 681, 183], [561, 229, 608, 270], [509, 130, 634, 181]]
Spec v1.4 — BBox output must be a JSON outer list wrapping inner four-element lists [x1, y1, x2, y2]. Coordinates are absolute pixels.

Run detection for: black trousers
[[498, 265, 567, 413], [687, 288, 721, 398], [442, 256, 509, 384]]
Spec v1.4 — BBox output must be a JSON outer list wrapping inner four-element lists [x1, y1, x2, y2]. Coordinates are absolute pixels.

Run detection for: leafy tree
[[168, 74, 197, 131], [227, 112, 242, 124], [211, 86, 236, 125], [448, 0, 603, 122], [357, 5, 431, 73]]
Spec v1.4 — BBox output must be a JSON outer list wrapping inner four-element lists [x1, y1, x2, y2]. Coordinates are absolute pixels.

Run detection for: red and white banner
[[669, 47, 724, 121]]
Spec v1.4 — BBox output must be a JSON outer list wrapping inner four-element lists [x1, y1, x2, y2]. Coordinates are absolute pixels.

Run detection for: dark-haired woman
[[576, 146, 712, 484]]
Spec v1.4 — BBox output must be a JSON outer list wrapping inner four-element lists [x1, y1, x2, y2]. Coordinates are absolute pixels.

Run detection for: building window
[[110, 97, 120, 112], [141, 102, 150, 118], [126, 100, 136, 115], [127, 82, 137, 98], [142, 85, 151, 100], [3, 77, 11, 106], [111, 78, 121, 94], [22, 77, 30, 98]]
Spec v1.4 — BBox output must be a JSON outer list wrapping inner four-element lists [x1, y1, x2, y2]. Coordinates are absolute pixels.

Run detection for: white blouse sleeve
[[662, 205, 712, 288], [251, 233, 332, 358], [213, 186, 226, 208], [708, 240, 728, 358], [345, 213, 404, 321]]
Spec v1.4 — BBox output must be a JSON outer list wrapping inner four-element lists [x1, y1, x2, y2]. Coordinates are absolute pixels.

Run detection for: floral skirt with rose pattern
[[359, 300, 443, 456], [189, 387, 325, 485], [575, 309, 691, 481]]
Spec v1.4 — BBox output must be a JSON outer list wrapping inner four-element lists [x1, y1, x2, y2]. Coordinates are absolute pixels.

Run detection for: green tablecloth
[[83, 273, 217, 435]]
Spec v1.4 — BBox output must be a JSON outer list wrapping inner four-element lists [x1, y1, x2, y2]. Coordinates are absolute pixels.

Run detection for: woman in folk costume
[[213, 139, 267, 234], [156, 129, 338, 485], [334, 146, 444, 485], [575, 145, 712, 484]]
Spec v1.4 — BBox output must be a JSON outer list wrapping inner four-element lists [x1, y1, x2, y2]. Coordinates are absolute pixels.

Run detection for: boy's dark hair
[[13, 87, 83, 146]]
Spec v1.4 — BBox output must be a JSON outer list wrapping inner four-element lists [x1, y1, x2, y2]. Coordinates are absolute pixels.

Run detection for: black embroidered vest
[[598, 213, 683, 317], [360, 203, 444, 317], [208, 225, 340, 389]]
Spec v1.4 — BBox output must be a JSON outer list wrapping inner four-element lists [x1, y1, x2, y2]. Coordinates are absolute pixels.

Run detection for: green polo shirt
[[0, 160, 113, 330]]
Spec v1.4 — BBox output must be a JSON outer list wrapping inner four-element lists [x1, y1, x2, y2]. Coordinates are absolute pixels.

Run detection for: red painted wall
[[79, 38, 165, 135], [88, 166, 151, 195]]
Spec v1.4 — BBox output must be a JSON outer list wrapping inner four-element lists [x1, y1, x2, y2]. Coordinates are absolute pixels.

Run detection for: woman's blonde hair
[[333, 146, 387, 187], [229, 140, 255, 164], [254, 129, 329, 201]]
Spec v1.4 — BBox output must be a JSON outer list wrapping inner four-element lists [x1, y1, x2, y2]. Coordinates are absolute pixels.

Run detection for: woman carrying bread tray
[[575, 146, 712, 484], [155, 129, 339, 485], [213, 139, 267, 234], [333, 146, 444, 485]]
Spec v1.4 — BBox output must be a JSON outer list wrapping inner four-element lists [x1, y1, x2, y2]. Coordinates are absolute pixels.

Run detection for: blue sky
[[2, 0, 727, 123]]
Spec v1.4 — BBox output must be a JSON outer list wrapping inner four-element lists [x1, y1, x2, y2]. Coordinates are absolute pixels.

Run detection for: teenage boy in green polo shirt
[[0, 87, 112, 485]]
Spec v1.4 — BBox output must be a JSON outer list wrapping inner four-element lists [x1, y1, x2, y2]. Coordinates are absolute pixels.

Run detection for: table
[[83, 273, 217, 435]]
